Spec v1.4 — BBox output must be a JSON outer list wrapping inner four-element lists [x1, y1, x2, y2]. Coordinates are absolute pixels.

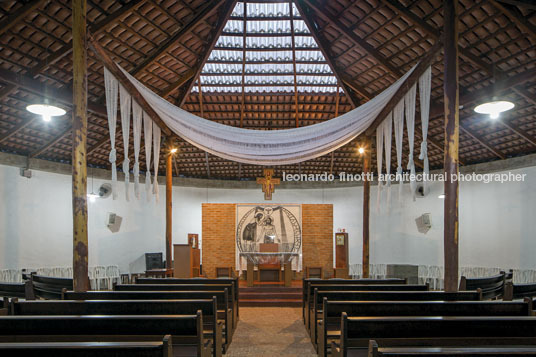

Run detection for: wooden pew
[[317, 299, 533, 357], [504, 281, 536, 301], [459, 271, 508, 300], [332, 315, 536, 357], [0, 281, 35, 300], [135, 277, 239, 323], [0, 336, 172, 357], [0, 314, 211, 357], [26, 274, 74, 299], [305, 284, 428, 330], [302, 278, 407, 323], [10, 298, 224, 356], [309, 289, 482, 347], [115, 283, 237, 329], [62, 289, 234, 344], [368, 340, 536, 356]]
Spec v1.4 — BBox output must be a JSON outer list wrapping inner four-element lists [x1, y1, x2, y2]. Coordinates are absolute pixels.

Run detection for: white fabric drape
[[104, 68, 118, 200], [383, 113, 393, 208], [405, 84, 417, 201], [153, 123, 161, 202], [376, 121, 384, 213], [419, 66, 432, 194], [143, 111, 153, 202], [132, 101, 143, 199], [120, 85, 132, 201], [117, 63, 416, 165], [393, 100, 404, 200]]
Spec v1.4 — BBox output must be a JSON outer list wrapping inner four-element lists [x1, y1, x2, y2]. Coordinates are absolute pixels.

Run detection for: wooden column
[[443, 0, 460, 292], [72, 0, 89, 292], [165, 140, 174, 272], [362, 136, 372, 278]]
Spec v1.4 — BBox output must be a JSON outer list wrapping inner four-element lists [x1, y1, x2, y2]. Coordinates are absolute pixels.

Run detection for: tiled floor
[[226, 307, 317, 356]]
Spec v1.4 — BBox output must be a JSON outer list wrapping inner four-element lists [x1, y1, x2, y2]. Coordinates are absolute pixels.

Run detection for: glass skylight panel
[[196, 1, 341, 94]]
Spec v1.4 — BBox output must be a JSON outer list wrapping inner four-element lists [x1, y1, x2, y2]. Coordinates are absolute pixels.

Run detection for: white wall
[[1, 163, 535, 273]]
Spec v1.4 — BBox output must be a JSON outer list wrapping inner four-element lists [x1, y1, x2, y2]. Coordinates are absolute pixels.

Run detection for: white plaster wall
[[1, 163, 535, 273]]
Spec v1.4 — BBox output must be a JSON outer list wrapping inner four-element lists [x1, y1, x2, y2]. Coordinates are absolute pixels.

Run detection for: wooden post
[[72, 0, 89, 292], [165, 139, 174, 272], [362, 136, 371, 278], [443, 0, 460, 292]]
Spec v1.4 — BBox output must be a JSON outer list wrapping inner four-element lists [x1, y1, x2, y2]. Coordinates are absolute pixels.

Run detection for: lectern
[[173, 242, 200, 278], [335, 232, 349, 278]]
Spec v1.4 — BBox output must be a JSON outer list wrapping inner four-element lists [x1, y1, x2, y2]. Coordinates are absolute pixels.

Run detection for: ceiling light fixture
[[170, 148, 178, 154], [358, 147, 365, 155], [474, 100, 514, 120], [87, 167, 99, 203], [26, 103, 66, 122], [438, 193, 446, 199]]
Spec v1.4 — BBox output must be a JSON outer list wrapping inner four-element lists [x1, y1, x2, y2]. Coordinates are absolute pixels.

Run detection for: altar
[[239, 251, 299, 287]]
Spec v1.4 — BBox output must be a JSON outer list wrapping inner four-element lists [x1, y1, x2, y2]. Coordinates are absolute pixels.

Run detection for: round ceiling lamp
[[474, 100, 514, 120], [26, 103, 66, 122]]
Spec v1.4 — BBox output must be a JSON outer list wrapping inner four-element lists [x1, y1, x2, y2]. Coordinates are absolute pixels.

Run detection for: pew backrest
[[0, 281, 34, 300], [459, 271, 506, 299], [504, 281, 536, 301], [30, 275, 74, 299]]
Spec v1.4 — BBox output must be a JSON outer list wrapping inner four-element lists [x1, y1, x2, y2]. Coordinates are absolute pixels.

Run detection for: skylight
[[193, 1, 341, 94]]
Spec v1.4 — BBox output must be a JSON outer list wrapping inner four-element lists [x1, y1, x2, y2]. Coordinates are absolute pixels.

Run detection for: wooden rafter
[[460, 125, 506, 160], [490, 0, 536, 41], [289, 0, 300, 128], [176, 0, 239, 107], [497, 0, 536, 10], [0, 0, 48, 37], [29, 125, 72, 158], [240, 1, 247, 128], [130, 0, 226, 77], [294, 0, 361, 107], [302, 0, 402, 77]]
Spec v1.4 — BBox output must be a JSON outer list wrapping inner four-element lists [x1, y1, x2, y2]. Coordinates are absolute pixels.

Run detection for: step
[[239, 291, 301, 300], [239, 299, 302, 307], [239, 287, 302, 293]]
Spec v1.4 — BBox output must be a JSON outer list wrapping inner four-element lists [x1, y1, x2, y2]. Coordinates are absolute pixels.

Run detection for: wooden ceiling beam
[[490, 0, 536, 41], [294, 0, 361, 107], [302, 0, 402, 77], [239, 1, 247, 128], [460, 125, 506, 160], [0, 0, 48, 37], [176, 0, 239, 107], [131, 0, 226, 77], [28, 125, 72, 158], [496, 0, 536, 10]]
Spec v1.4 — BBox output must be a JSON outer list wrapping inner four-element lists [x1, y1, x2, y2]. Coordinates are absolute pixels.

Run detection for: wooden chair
[[215, 267, 233, 278], [306, 267, 323, 279]]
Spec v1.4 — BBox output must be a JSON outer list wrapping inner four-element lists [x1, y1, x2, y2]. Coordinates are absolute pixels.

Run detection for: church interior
[[1, 0, 536, 355]]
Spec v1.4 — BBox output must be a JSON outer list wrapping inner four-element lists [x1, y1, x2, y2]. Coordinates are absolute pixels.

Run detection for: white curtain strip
[[405, 84, 417, 201], [104, 68, 118, 200], [153, 123, 161, 202], [393, 100, 404, 200], [383, 113, 393, 209], [119, 85, 132, 201], [132, 101, 143, 199], [376, 121, 384, 213], [419, 66, 432, 194], [116, 63, 416, 165], [143, 111, 153, 202]]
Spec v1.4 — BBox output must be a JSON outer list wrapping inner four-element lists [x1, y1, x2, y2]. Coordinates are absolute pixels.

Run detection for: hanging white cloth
[[393, 100, 404, 200], [383, 113, 393, 209], [132, 101, 143, 199], [405, 84, 417, 201], [153, 123, 161, 202], [119, 85, 132, 201], [115, 63, 417, 165], [419, 66, 432, 194], [376, 121, 384, 213], [143, 111, 153, 202], [104, 68, 118, 200]]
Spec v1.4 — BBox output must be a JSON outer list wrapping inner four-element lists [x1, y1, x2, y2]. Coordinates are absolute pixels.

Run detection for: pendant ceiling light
[[474, 100, 514, 119], [26, 103, 66, 122]]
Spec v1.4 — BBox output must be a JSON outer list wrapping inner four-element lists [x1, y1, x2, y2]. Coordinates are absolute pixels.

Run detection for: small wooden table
[[145, 268, 173, 278], [240, 252, 298, 287]]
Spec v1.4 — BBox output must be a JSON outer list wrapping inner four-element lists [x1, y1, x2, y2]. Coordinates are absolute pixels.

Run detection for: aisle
[[226, 307, 316, 356]]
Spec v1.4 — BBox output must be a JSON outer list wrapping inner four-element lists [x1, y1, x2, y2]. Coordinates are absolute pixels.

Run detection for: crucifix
[[256, 169, 280, 200]]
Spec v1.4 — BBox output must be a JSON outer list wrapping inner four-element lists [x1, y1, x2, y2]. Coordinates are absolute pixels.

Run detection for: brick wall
[[201, 203, 333, 278]]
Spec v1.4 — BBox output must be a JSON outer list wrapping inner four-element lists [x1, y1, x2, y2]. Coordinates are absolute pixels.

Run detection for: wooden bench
[[115, 283, 237, 329], [459, 271, 509, 299], [0, 281, 35, 300], [317, 299, 533, 357], [62, 289, 234, 344], [504, 281, 536, 301], [0, 314, 211, 357], [0, 336, 172, 356], [302, 278, 407, 323], [135, 277, 239, 324], [26, 274, 74, 299], [368, 340, 536, 356], [333, 315, 536, 357], [305, 284, 428, 330], [10, 298, 225, 356]]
